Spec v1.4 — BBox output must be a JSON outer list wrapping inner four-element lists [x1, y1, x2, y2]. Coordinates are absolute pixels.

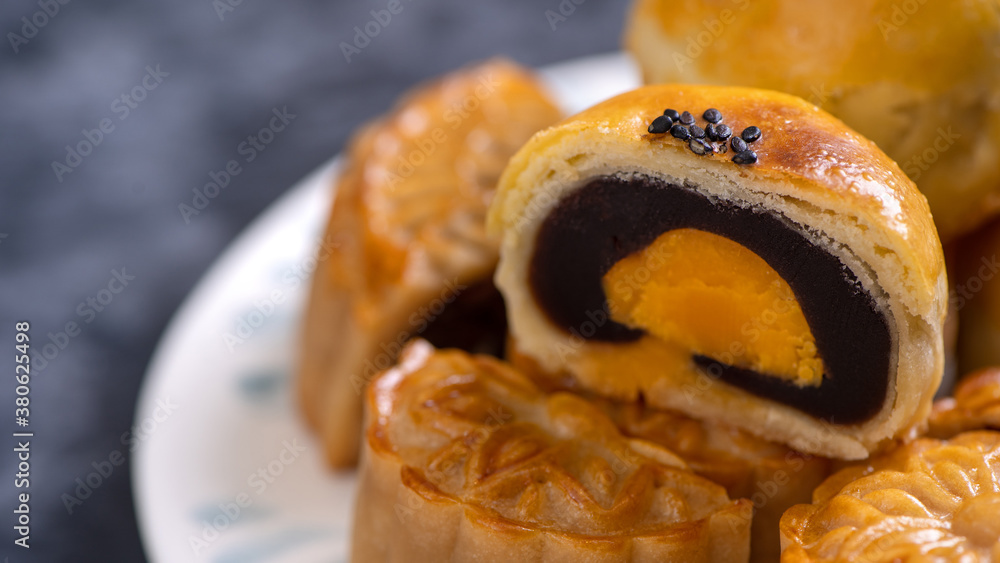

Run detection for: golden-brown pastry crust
[[780, 431, 1000, 562], [352, 340, 753, 562], [297, 59, 562, 467], [624, 0, 1000, 242], [508, 339, 832, 562], [488, 84, 946, 460], [606, 402, 831, 563], [929, 367, 1000, 439]]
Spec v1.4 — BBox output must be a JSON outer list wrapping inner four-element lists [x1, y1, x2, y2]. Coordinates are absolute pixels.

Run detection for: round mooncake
[[780, 431, 1000, 562], [624, 0, 1000, 242], [509, 340, 832, 563], [929, 367, 1000, 439], [298, 59, 562, 467], [353, 340, 752, 562]]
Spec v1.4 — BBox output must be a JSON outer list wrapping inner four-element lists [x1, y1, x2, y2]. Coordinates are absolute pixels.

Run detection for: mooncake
[[624, 0, 1000, 242], [780, 431, 1000, 562], [298, 59, 562, 467], [488, 85, 947, 460], [352, 340, 753, 562]]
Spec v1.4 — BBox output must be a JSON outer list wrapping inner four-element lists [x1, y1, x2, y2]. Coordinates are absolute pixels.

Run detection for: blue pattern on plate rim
[[191, 501, 276, 528], [237, 369, 288, 404]]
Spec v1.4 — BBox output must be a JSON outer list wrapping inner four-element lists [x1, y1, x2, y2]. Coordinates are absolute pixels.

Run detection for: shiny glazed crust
[[297, 59, 562, 467], [488, 84, 946, 459], [779, 431, 1000, 562], [929, 367, 1000, 439], [509, 340, 832, 563], [352, 340, 753, 562], [624, 0, 1000, 242], [606, 401, 831, 563]]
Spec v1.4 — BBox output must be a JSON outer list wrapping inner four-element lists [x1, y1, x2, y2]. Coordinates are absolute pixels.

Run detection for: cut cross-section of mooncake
[[352, 340, 752, 562], [488, 85, 947, 460]]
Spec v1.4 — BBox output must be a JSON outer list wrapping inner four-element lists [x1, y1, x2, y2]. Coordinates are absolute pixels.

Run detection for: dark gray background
[[0, 0, 629, 560]]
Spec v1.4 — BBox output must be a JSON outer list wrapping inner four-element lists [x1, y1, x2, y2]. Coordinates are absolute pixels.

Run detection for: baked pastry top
[[624, 0, 1000, 242], [780, 431, 1000, 562], [606, 400, 831, 563], [509, 339, 831, 562], [297, 58, 562, 467], [929, 367, 1000, 439], [489, 84, 946, 459], [352, 340, 753, 562]]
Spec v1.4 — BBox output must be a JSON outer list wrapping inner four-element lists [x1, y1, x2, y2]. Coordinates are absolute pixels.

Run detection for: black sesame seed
[[663, 108, 681, 121], [648, 115, 671, 134], [715, 124, 732, 140], [703, 108, 722, 123], [689, 124, 706, 138], [670, 124, 692, 140], [732, 150, 758, 165], [679, 111, 695, 125], [705, 123, 718, 141], [741, 126, 762, 143], [689, 138, 713, 156], [731, 137, 748, 153]]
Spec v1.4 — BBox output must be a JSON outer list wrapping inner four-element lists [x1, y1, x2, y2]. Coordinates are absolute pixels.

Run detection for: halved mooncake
[[779, 431, 1000, 562], [298, 59, 562, 467], [352, 340, 752, 562], [488, 85, 947, 460]]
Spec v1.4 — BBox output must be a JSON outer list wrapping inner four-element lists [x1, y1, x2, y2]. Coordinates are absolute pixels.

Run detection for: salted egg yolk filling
[[601, 228, 824, 387]]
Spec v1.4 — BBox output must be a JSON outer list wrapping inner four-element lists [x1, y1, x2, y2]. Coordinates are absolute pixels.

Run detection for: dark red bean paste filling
[[529, 175, 891, 424]]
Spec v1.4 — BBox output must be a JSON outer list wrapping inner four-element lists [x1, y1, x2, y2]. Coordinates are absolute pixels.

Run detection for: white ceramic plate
[[133, 52, 640, 563]]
